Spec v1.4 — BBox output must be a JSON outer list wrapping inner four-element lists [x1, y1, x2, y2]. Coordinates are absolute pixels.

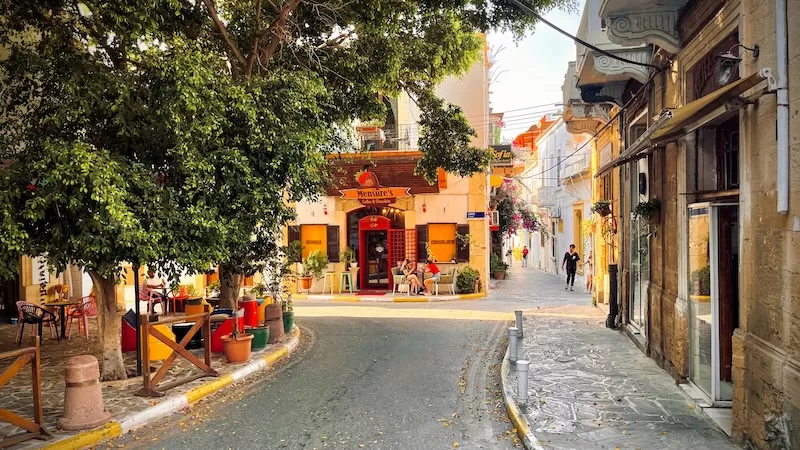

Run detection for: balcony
[[575, 0, 653, 105], [537, 186, 557, 208], [356, 124, 419, 152], [599, 0, 688, 54], [563, 153, 591, 179], [562, 61, 612, 135]]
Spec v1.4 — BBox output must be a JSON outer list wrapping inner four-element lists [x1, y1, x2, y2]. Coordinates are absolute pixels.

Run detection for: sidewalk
[[294, 291, 485, 302], [0, 321, 300, 449], [505, 314, 737, 449]]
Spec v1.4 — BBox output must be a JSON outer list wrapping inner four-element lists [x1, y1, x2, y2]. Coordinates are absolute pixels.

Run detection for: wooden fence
[[0, 341, 51, 448]]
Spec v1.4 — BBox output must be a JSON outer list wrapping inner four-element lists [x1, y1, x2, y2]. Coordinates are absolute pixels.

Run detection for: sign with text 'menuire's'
[[339, 187, 411, 206]]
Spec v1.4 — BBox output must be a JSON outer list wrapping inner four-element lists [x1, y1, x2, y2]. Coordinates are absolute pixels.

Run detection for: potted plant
[[633, 199, 661, 225], [205, 280, 221, 298], [340, 246, 358, 270], [281, 297, 294, 333], [456, 266, 481, 293], [299, 250, 329, 291], [220, 292, 253, 363], [490, 253, 509, 280], [591, 200, 612, 217]]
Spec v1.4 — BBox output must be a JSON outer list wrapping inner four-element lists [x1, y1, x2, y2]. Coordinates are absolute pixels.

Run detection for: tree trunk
[[88, 270, 127, 381], [219, 265, 243, 310]]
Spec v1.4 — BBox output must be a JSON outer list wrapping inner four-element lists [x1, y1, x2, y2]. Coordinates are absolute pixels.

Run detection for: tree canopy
[[0, 0, 574, 378]]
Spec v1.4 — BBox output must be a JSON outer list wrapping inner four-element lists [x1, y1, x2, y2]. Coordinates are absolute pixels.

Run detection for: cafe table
[[45, 300, 79, 340]]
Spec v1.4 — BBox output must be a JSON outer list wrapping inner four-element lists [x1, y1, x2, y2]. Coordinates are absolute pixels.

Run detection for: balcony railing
[[563, 153, 591, 179], [356, 124, 419, 151], [537, 186, 556, 207]]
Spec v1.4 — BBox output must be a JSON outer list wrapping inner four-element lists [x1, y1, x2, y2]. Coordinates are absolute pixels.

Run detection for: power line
[[507, 0, 661, 70]]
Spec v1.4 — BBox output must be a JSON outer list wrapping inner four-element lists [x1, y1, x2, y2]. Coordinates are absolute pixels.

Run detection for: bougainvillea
[[490, 180, 541, 237]]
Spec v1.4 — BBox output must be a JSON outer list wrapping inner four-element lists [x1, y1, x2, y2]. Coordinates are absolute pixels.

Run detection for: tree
[[1, 0, 574, 379]]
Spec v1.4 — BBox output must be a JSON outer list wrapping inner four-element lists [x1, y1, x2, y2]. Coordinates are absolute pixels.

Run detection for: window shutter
[[288, 226, 301, 262], [416, 225, 428, 261], [327, 226, 340, 261], [456, 225, 470, 262]]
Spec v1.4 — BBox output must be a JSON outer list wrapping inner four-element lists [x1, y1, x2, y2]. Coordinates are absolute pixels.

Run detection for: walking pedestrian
[[585, 251, 593, 293], [522, 246, 529, 267], [561, 244, 581, 291]]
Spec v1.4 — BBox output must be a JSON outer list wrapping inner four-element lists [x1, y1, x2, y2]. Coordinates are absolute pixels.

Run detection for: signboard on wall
[[339, 169, 411, 206], [489, 145, 514, 167], [32, 256, 48, 304], [467, 212, 486, 219]]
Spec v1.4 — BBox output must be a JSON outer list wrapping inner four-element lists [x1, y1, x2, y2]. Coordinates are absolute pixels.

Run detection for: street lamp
[[715, 44, 760, 86]]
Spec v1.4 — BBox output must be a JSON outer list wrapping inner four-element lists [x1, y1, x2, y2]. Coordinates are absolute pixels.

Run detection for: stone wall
[[736, 0, 800, 447]]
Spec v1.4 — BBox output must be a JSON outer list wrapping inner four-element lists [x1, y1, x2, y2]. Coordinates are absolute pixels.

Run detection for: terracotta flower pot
[[221, 333, 253, 363], [299, 276, 313, 290], [595, 206, 612, 217], [494, 271, 506, 280]]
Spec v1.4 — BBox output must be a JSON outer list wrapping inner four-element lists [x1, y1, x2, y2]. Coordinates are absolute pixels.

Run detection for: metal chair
[[391, 267, 407, 294], [16, 301, 59, 345]]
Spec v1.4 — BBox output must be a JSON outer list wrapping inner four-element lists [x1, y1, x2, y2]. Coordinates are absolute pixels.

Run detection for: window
[[456, 224, 470, 262], [416, 225, 428, 261], [428, 223, 457, 262], [327, 226, 340, 262], [288, 226, 301, 262], [716, 118, 739, 190], [300, 225, 327, 259]]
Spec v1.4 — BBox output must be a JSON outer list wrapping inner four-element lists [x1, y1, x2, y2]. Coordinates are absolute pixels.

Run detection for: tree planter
[[494, 271, 506, 280], [248, 326, 270, 351], [221, 333, 253, 363], [264, 303, 285, 344], [282, 311, 295, 333], [298, 276, 313, 290]]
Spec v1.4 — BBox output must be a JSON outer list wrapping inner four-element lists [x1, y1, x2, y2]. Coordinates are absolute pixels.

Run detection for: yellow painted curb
[[332, 296, 360, 302], [41, 421, 122, 450], [392, 296, 430, 302], [186, 373, 234, 404], [294, 294, 309, 300], [263, 347, 289, 366], [505, 396, 534, 447], [458, 292, 487, 300]]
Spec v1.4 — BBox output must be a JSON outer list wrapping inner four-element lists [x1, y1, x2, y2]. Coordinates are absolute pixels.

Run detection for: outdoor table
[[45, 300, 78, 340]]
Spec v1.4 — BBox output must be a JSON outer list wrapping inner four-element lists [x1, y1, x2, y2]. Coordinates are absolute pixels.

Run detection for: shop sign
[[339, 169, 411, 205], [467, 212, 486, 219], [490, 145, 514, 167]]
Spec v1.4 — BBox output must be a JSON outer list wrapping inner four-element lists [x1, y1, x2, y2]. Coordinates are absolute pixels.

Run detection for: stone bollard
[[515, 310, 523, 338], [516, 360, 530, 404], [58, 355, 111, 431], [508, 327, 519, 364]]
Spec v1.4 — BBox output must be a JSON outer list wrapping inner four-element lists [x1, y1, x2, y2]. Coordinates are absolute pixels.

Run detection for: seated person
[[143, 271, 167, 311], [421, 259, 441, 295], [401, 259, 421, 294]]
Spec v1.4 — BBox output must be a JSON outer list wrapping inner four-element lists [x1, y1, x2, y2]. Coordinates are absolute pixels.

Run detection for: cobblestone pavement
[[499, 267, 737, 449], [0, 319, 295, 447]]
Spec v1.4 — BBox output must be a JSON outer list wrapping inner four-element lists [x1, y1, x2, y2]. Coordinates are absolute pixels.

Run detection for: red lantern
[[422, 202, 427, 213], [323, 204, 328, 215]]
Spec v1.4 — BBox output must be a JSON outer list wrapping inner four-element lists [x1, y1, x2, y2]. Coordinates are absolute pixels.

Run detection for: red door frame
[[358, 216, 393, 289]]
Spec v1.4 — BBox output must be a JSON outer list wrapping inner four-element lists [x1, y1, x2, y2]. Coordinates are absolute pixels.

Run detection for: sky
[[488, 1, 585, 141]]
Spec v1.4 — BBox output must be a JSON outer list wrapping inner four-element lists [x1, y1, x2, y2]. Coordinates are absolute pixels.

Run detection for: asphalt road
[[114, 316, 518, 450]]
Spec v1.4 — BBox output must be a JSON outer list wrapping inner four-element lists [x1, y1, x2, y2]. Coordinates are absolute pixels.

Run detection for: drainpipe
[[776, 0, 789, 214]]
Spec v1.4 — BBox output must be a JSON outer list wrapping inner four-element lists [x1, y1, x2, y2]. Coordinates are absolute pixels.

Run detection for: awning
[[594, 68, 774, 179]]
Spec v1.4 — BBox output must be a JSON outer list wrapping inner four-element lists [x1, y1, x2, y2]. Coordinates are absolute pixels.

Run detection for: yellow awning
[[490, 175, 505, 188], [650, 69, 770, 143], [594, 68, 772, 179]]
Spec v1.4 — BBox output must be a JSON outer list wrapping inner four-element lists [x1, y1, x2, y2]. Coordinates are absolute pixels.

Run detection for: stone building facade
[[575, 0, 800, 446]]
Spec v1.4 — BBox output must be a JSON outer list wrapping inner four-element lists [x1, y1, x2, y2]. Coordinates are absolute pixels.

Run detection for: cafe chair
[[16, 301, 59, 345], [66, 295, 97, 339], [139, 287, 163, 315], [436, 268, 458, 295], [391, 267, 408, 294]]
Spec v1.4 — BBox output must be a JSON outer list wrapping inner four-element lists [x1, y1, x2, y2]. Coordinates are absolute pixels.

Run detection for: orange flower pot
[[299, 276, 313, 290], [220, 333, 253, 364]]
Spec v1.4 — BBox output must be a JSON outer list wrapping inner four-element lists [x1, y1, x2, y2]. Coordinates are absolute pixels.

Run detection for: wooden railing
[[135, 308, 218, 398], [0, 342, 51, 448]]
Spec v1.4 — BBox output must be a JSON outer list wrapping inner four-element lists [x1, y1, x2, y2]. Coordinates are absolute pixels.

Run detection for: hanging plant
[[591, 200, 612, 217], [632, 199, 661, 224]]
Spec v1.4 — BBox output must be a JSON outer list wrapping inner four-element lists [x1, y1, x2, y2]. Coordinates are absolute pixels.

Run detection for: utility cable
[[507, 0, 662, 70]]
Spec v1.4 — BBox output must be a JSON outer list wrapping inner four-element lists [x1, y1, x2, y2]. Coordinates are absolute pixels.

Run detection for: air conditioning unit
[[491, 210, 500, 225]]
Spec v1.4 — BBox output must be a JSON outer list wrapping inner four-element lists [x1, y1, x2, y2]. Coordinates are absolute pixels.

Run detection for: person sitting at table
[[421, 259, 441, 296], [401, 259, 421, 294], [143, 271, 167, 310]]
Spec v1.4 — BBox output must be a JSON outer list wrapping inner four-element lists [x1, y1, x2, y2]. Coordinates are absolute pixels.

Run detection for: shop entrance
[[363, 230, 389, 289]]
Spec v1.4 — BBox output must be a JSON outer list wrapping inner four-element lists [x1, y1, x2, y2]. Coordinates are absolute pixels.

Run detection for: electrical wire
[[507, 0, 661, 70]]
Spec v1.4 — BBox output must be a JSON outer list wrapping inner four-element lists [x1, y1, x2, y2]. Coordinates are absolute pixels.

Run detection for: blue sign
[[467, 212, 486, 219]]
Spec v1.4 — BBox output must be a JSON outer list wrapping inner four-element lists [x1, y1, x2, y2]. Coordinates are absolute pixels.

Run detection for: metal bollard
[[515, 310, 523, 338], [517, 360, 530, 403], [508, 327, 519, 363]]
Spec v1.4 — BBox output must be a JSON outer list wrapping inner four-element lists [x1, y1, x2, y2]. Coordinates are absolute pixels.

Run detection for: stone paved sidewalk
[[0, 320, 297, 448], [509, 314, 737, 449]]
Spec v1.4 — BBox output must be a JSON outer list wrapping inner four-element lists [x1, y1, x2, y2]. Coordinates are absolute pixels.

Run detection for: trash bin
[[241, 299, 258, 327]]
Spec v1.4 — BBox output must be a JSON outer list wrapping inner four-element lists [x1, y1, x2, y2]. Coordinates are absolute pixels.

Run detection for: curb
[[501, 344, 543, 450], [42, 327, 302, 450], [294, 292, 486, 302]]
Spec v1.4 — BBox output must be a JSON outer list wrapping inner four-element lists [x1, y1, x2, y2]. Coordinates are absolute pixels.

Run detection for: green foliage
[[339, 247, 357, 266], [456, 266, 480, 293], [490, 180, 540, 237], [456, 233, 472, 250], [206, 280, 221, 294], [691, 266, 711, 296], [301, 250, 329, 279], [633, 199, 661, 220], [490, 253, 508, 275], [591, 200, 612, 215], [249, 282, 268, 296]]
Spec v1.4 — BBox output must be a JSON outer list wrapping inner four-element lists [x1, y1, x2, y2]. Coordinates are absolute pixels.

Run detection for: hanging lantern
[[422, 202, 427, 213], [323, 204, 328, 215]]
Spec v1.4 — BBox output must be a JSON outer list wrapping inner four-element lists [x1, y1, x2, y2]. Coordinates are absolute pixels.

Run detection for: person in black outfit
[[562, 244, 581, 291]]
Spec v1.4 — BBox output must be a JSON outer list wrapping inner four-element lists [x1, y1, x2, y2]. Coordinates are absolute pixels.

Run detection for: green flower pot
[[249, 326, 270, 351], [282, 311, 295, 333]]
